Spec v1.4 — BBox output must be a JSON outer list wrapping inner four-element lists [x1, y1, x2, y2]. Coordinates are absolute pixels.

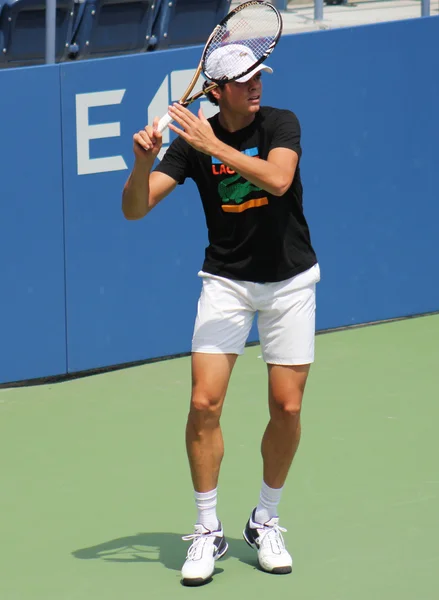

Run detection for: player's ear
[[211, 86, 222, 102]]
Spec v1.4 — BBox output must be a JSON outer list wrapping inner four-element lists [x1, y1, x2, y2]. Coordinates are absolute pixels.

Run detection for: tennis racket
[[157, 1, 283, 133]]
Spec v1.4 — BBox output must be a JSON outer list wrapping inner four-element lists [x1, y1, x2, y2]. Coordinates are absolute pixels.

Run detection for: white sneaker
[[181, 522, 228, 586], [243, 509, 293, 574]]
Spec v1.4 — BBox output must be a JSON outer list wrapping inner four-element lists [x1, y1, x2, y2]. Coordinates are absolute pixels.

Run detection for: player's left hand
[[168, 104, 218, 155]]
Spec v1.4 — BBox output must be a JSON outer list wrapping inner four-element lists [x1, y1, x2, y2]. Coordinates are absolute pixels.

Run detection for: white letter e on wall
[[76, 90, 128, 176]]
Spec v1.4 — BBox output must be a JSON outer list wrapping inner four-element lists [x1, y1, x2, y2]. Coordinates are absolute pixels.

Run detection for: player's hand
[[168, 104, 217, 155], [133, 117, 162, 161]]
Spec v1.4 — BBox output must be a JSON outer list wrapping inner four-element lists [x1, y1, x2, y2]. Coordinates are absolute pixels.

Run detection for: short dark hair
[[203, 80, 224, 106]]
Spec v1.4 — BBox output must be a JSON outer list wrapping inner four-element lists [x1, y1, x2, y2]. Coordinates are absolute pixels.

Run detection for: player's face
[[219, 73, 263, 116]]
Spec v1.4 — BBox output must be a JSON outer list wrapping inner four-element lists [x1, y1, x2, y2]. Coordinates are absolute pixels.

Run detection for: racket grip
[[157, 112, 174, 133]]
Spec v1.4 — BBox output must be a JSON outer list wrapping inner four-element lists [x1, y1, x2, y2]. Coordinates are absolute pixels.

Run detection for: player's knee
[[189, 390, 223, 423], [271, 395, 302, 421]]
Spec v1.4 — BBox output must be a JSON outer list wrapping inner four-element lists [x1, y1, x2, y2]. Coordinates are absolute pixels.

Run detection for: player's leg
[[182, 273, 254, 586], [243, 367, 310, 574], [186, 351, 237, 506], [243, 264, 320, 574], [262, 362, 309, 490]]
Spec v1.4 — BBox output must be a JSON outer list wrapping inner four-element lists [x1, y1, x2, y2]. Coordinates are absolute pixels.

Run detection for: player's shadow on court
[[72, 532, 257, 573]]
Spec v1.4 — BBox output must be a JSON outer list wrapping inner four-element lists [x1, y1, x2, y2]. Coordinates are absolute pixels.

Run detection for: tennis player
[[122, 44, 320, 586]]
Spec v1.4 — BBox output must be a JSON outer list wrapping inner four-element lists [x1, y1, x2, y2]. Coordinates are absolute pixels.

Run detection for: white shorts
[[191, 263, 320, 365]]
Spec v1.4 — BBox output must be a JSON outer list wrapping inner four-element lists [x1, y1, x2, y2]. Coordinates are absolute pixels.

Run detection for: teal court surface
[[1, 314, 438, 600]]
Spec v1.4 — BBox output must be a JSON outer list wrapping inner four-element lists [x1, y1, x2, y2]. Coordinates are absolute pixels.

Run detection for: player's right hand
[[133, 117, 162, 161]]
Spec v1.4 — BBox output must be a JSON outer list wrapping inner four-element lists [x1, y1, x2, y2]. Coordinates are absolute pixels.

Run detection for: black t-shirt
[[154, 106, 317, 283]]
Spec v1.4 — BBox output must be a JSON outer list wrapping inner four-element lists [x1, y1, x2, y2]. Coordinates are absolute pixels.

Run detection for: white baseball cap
[[205, 44, 273, 83]]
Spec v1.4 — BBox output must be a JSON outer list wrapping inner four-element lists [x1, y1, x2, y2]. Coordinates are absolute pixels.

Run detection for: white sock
[[194, 488, 219, 531], [254, 481, 283, 524]]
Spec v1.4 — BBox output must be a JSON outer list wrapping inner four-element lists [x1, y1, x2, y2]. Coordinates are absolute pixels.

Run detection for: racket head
[[201, 1, 282, 85]]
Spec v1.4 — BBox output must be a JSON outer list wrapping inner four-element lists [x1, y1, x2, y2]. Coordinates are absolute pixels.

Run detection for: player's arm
[[122, 166, 177, 220], [210, 145, 298, 197], [122, 118, 178, 220], [168, 103, 298, 197]]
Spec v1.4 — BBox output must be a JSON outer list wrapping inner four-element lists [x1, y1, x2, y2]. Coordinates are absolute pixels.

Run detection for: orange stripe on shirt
[[222, 197, 268, 213]]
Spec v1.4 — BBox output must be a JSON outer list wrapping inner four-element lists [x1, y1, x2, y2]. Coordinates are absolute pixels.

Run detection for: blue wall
[[1, 16, 438, 383], [0, 66, 67, 383]]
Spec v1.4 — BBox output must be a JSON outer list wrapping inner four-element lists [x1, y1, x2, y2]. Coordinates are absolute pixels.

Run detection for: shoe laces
[[256, 519, 288, 552], [182, 525, 215, 560]]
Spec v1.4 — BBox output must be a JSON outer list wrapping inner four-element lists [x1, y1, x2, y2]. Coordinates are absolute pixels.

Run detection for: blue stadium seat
[[151, 0, 231, 51], [0, 0, 75, 67], [69, 0, 159, 60]]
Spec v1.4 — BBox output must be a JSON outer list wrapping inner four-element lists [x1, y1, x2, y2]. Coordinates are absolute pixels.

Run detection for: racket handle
[[157, 112, 174, 133]]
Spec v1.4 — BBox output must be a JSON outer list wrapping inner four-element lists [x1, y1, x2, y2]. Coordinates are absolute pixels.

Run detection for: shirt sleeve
[[268, 110, 302, 158], [153, 136, 193, 184]]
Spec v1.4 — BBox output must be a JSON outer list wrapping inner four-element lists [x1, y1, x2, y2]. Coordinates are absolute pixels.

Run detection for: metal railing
[[45, 0, 57, 64], [271, 0, 432, 22], [421, 0, 431, 16]]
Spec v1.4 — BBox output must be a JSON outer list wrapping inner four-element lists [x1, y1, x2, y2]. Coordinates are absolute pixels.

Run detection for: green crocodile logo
[[218, 173, 261, 204]]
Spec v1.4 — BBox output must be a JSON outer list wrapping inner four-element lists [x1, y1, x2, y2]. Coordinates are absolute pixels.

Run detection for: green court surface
[[1, 315, 438, 600]]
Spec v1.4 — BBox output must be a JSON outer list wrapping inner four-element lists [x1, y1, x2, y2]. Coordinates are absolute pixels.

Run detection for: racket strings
[[204, 3, 281, 81]]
